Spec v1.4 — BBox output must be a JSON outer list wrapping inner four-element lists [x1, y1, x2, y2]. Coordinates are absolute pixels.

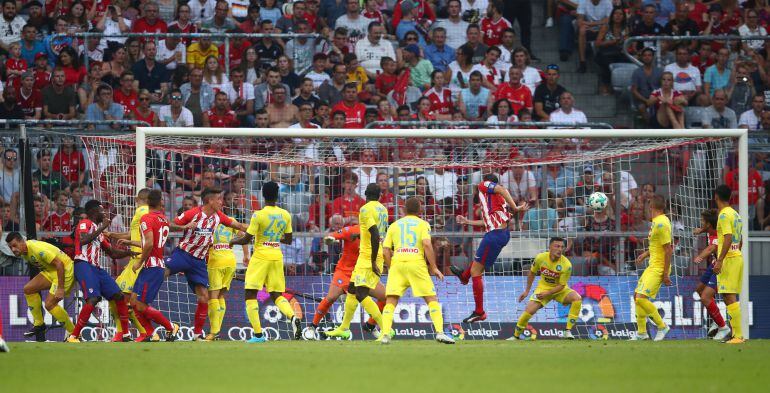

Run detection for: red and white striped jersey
[[141, 210, 170, 268], [74, 218, 111, 267], [707, 231, 718, 263], [174, 206, 234, 260], [478, 180, 512, 232], [423, 86, 454, 115]]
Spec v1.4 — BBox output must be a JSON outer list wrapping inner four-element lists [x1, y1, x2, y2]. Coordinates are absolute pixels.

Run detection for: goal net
[[79, 129, 744, 341]]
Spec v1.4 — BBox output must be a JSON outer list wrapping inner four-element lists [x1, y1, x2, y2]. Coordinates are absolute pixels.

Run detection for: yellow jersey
[[208, 221, 238, 268], [717, 206, 743, 258], [648, 214, 672, 270], [246, 205, 292, 260], [23, 240, 74, 272], [531, 251, 572, 290], [130, 205, 150, 260], [383, 215, 431, 264], [358, 200, 389, 265]]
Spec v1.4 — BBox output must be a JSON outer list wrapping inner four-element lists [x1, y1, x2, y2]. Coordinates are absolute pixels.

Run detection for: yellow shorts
[[244, 258, 285, 292], [41, 265, 75, 296], [208, 265, 236, 291], [718, 255, 743, 294], [635, 266, 666, 299], [385, 262, 436, 297], [116, 262, 141, 294], [352, 257, 383, 290], [530, 286, 574, 306]]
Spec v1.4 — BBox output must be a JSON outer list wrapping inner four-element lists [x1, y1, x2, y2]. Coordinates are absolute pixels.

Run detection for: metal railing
[[622, 34, 770, 67]]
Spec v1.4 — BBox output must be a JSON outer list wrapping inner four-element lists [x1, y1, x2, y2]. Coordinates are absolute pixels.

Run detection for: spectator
[[103, 45, 129, 82], [17, 72, 42, 120], [522, 196, 558, 231], [331, 173, 366, 219], [285, 21, 316, 74], [42, 190, 72, 233], [728, 62, 756, 117], [124, 38, 143, 66], [629, 4, 664, 52], [0, 0, 25, 53], [631, 47, 663, 124], [203, 0, 237, 41], [20, 24, 45, 66], [187, 32, 219, 69], [356, 21, 396, 78], [254, 67, 292, 110], [293, 77, 321, 110], [375, 171, 404, 222], [756, 182, 770, 230], [230, 172, 260, 212], [133, 89, 160, 127], [113, 71, 138, 118], [739, 94, 765, 130], [664, 45, 706, 106], [691, 41, 715, 75], [202, 54, 230, 93], [203, 91, 240, 128], [465, 23, 488, 64], [265, 85, 298, 128], [77, 63, 103, 110], [446, 44, 475, 93], [254, 20, 283, 68], [0, 149, 19, 208], [500, 166, 537, 205], [224, 68, 255, 126], [131, 40, 169, 102], [576, 0, 612, 73], [489, 66, 532, 116], [159, 88, 195, 127], [157, 26, 186, 71], [65, 1, 89, 33], [181, 67, 215, 126], [487, 98, 518, 125], [188, 0, 216, 25], [278, 54, 302, 95], [702, 89, 737, 129], [33, 149, 68, 199], [740, 8, 767, 53], [42, 68, 77, 120], [43, 17, 73, 66], [649, 71, 686, 129], [96, 4, 131, 49], [414, 96, 437, 121], [396, 1, 429, 47], [79, 29, 104, 64], [260, 0, 283, 24], [320, 27, 352, 66], [724, 165, 764, 222], [375, 99, 396, 124], [472, 46, 505, 91], [511, 47, 542, 94], [504, 0, 537, 60], [392, 0, 436, 30], [403, 44, 434, 91], [306, 53, 332, 90], [582, 205, 617, 275], [336, 0, 371, 46], [457, 70, 490, 120], [548, 91, 587, 126], [276, 0, 303, 33], [434, 0, 470, 51], [643, 0, 675, 26], [423, 70, 454, 120], [235, 47, 262, 85], [480, 1, 512, 47], [361, 0, 386, 27], [168, 3, 198, 45], [703, 47, 731, 97], [0, 87, 23, 118], [85, 84, 125, 130], [290, 102, 322, 129], [57, 47, 86, 87], [22, 1, 49, 39], [533, 64, 567, 121], [594, 7, 629, 95], [662, 1, 699, 52], [131, 1, 168, 39], [332, 82, 367, 128], [496, 28, 517, 69], [414, 176, 443, 226]]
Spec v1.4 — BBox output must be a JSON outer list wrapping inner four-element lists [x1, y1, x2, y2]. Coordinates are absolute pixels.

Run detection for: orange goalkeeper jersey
[[331, 225, 360, 274]]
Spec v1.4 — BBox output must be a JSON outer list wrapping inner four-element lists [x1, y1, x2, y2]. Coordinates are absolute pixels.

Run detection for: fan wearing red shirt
[[131, 2, 168, 42], [42, 191, 72, 233], [391, 0, 436, 30], [362, 0, 385, 24], [490, 67, 532, 116], [725, 166, 763, 206], [52, 136, 85, 184], [113, 71, 138, 117], [376, 172, 404, 222], [5, 56, 28, 91], [33, 54, 51, 90], [17, 72, 43, 119], [480, 2, 512, 47], [332, 83, 367, 128], [203, 91, 241, 128], [375, 57, 398, 97], [331, 173, 366, 219], [218, 33, 251, 69], [423, 70, 454, 119]]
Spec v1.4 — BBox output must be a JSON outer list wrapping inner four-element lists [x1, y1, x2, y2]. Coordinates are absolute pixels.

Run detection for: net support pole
[[738, 131, 750, 339], [136, 128, 146, 195]]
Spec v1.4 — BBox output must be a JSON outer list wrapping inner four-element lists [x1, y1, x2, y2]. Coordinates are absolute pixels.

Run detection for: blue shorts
[[700, 263, 718, 289], [165, 248, 209, 291], [133, 267, 165, 304], [74, 260, 121, 300], [474, 229, 511, 268]]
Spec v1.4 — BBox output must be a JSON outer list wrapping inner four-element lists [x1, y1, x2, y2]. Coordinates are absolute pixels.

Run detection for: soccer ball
[[588, 192, 608, 211]]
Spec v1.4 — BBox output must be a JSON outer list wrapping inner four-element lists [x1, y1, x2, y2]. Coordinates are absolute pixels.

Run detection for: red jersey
[[62, 66, 86, 87], [52, 150, 85, 183], [308, 200, 332, 229], [362, 10, 385, 25], [379, 191, 403, 222], [82, 0, 110, 23], [330, 224, 360, 273], [206, 109, 240, 128], [74, 218, 111, 266], [423, 86, 453, 115], [113, 89, 138, 116], [5, 58, 27, 89], [725, 168, 763, 205], [174, 206, 234, 260], [375, 72, 398, 95], [17, 88, 42, 118], [332, 101, 367, 129], [167, 21, 198, 46], [391, 0, 436, 30], [494, 83, 532, 115], [140, 210, 170, 268], [131, 18, 168, 42], [133, 108, 156, 127], [331, 195, 366, 218], [43, 211, 72, 233], [480, 17, 512, 47], [33, 70, 50, 90], [218, 40, 251, 69], [650, 88, 683, 110], [691, 54, 715, 75], [478, 180, 512, 232]]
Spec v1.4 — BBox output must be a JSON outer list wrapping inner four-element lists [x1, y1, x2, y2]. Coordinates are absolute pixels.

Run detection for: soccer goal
[[79, 128, 750, 341]]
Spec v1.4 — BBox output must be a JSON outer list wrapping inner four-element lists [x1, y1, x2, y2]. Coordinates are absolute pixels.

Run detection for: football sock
[[71, 302, 95, 337], [381, 303, 395, 337], [727, 302, 742, 339], [360, 297, 382, 327], [637, 297, 665, 328], [208, 299, 221, 335], [25, 293, 44, 326], [144, 307, 172, 330], [567, 299, 582, 330], [340, 295, 358, 330], [635, 299, 648, 334], [109, 301, 122, 334], [313, 298, 332, 326], [49, 305, 74, 334], [114, 298, 130, 333], [275, 296, 295, 319], [428, 301, 443, 333], [517, 311, 532, 330], [245, 299, 262, 334], [217, 298, 226, 334], [193, 301, 208, 335], [367, 300, 386, 326], [460, 267, 471, 283], [707, 299, 726, 328], [129, 308, 146, 334], [471, 276, 484, 314], [135, 310, 155, 334]]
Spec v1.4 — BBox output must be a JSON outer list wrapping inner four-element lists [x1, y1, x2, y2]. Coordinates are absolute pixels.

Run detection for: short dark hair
[[549, 237, 565, 245], [701, 209, 718, 228], [650, 194, 666, 211], [84, 199, 102, 213], [36, 149, 51, 160], [367, 20, 382, 32], [136, 188, 151, 202], [405, 197, 421, 215], [332, 110, 346, 119], [201, 187, 223, 203], [6, 231, 23, 244], [262, 181, 279, 202], [714, 184, 732, 203], [147, 189, 163, 208], [365, 183, 380, 200], [482, 173, 499, 184]]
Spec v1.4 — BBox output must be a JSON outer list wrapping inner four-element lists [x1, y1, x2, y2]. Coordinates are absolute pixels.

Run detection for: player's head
[[201, 187, 223, 209], [365, 183, 380, 201], [263, 181, 279, 203], [650, 194, 666, 214], [405, 197, 422, 216], [714, 184, 732, 204], [549, 237, 566, 259], [147, 189, 163, 209], [482, 173, 499, 184], [136, 188, 151, 205], [84, 199, 105, 222], [6, 232, 26, 256], [700, 209, 718, 230]]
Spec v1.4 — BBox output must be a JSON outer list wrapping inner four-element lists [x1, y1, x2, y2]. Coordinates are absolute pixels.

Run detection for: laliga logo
[[521, 324, 538, 340], [450, 324, 465, 341], [227, 326, 281, 341], [589, 324, 609, 341]]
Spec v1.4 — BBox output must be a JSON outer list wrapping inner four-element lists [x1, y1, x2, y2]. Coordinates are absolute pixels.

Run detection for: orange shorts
[[331, 269, 353, 291]]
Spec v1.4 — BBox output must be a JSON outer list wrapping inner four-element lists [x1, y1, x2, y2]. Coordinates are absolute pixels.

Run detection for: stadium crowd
[[0, 0, 768, 278]]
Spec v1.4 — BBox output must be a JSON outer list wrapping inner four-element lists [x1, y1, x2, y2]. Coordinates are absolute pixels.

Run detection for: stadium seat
[[685, 107, 706, 129], [610, 64, 638, 95]]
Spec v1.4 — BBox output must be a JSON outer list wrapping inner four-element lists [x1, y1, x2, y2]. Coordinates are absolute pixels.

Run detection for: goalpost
[[80, 127, 750, 341]]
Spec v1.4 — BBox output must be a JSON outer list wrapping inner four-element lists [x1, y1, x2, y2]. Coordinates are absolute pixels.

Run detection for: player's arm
[[383, 246, 393, 267], [713, 233, 732, 275], [494, 184, 529, 212], [635, 250, 650, 265], [518, 269, 536, 302], [134, 230, 154, 272], [171, 209, 198, 231], [281, 232, 293, 245], [51, 257, 66, 302], [537, 284, 565, 299], [694, 243, 717, 263], [104, 230, 130, 240], [104, 243, 139, 260], [230, 232, 254, 246], [422, 238, 443, 280], [369, 225, 381, 276], [456, 215, 485, 227], [662, 243, 673, 285], [220, 213, 248, 232], [78, 218, 112, 246]]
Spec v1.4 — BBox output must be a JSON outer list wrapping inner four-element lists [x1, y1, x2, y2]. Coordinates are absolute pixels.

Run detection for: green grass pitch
[[1, 340, 768, 393]]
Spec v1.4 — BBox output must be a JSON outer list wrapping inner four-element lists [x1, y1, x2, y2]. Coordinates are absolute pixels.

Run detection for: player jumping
[[166, 187, 247, 341], [630, 195, 671, 341], [712, 184, 745, 344], [693, 209, 731, 340], [512, 237, 582, 340], [380, 197, 454, 344], [8, 233, 76, 342], [67, 200, 137, 342], [451, 173, 528, 323], [325, 183, 387, 340], [230, 181, 301, 342]]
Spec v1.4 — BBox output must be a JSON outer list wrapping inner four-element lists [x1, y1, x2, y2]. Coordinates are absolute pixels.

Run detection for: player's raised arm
[[493, 184, 528, 212], [455, 214, 485, 227], [78, 217, 111, 246]]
